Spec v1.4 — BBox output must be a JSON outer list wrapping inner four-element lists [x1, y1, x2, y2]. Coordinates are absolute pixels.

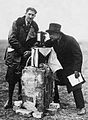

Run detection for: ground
[[0, 40, 88, 120]]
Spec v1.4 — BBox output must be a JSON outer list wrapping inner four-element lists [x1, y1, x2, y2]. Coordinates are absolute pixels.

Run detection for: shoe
[[4, 100, 13, 109], [77, 107, 86, 115], [18, 94, 22, 100]]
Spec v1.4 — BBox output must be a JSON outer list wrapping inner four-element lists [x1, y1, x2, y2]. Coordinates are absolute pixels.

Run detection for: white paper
[[31, 48, 38, 67], [67, 73, 83, 86], [48, 48, 62, 73], [31, 47, 52, 67], [35, 48, 38, 67], [31, 47, 62, 72], [16, 109, 32, 114], [7, 47, 14, 52], [39, 47, 52, 56], [31, 48, 35, 66]]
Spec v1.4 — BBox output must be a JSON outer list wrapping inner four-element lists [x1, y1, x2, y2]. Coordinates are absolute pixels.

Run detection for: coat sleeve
[[70, 38, 83, 72], [44, 39, 53, 47], [8, 21, 24, 56]]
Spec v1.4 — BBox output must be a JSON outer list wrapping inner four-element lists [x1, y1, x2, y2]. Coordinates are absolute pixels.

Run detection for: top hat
[[46, 23, 61, 33]]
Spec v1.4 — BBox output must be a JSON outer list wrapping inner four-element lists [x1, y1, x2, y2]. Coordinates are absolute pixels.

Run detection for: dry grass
[[0, 40, 88, 120]]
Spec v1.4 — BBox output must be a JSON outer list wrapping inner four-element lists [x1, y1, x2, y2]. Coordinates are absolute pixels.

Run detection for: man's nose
[[29, 15, 33, 18]]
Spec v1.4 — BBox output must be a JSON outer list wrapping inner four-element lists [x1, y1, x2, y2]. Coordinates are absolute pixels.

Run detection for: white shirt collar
[[25, 20, 31, 26]]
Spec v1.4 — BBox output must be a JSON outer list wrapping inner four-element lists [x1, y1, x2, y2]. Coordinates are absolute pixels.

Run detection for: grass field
[[0, 40, 88, 120]]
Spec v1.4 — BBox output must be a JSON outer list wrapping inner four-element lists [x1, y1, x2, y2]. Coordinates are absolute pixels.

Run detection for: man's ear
[[34, 14, 36, 17]]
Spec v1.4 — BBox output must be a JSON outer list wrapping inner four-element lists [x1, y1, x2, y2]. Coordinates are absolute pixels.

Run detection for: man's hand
[[23, 51, 31, 58], [74, 71, 80, 78]]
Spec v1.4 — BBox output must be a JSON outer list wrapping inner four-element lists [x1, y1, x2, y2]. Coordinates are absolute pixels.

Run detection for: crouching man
[[45, 23, 86, 115]]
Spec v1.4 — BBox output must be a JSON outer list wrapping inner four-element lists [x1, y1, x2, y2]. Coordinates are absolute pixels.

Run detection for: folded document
[[67, 73, 84, 87]]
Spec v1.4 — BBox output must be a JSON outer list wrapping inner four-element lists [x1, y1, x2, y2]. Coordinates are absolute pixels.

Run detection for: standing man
[[4, 7, 39, 109], [45, 23, 86, 115]]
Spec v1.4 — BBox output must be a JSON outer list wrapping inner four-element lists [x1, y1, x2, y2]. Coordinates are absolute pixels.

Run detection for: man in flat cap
[[45, 23, 86, 115]]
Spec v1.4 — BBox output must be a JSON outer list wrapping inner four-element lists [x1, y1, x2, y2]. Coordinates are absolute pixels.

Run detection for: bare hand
[[74, 71, 80, 78]]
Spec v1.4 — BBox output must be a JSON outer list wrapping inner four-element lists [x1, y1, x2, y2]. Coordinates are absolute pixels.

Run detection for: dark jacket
[[4, 16, 39, 67], [45, 32, 85, 92], [45, 32, 82, 76]]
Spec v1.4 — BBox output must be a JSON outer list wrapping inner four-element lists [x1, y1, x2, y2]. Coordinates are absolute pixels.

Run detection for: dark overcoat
[[4, 16, 39, 83], [5, 16, 39, 66], [45, 32, 85, 92]]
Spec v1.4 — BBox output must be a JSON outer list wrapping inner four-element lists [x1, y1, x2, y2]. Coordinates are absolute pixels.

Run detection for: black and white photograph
[[0, 0, 88, 119]]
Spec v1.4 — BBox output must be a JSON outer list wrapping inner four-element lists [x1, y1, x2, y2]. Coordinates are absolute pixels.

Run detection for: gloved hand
[[34, 41, 40, 46], [23, 51, 31, 58], [74, 71, 80, 78]]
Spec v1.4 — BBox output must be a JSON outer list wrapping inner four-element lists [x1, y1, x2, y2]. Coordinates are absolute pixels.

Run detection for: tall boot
[[4, 83, 15, 109]]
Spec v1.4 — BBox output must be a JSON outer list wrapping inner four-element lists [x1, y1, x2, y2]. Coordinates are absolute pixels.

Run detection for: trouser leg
[[18, 79, 22, 95], [18, 79, 22, 100], [6, 66, 21, 103], [73, 88, 85, 109], [8, 83, 15, 104], [6, 67, 15, 103], [14, 72, 22, 100], [54, 81, 60, 103]]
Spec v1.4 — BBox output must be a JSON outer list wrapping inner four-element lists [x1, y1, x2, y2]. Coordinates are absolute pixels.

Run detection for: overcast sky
[[0, 0, 88, 41]]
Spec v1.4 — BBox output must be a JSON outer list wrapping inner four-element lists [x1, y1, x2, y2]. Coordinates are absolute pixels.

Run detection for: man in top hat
[[45, 23, 86, 115]]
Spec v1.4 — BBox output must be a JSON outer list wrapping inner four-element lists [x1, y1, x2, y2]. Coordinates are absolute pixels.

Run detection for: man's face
[[25, 10, 36, 23], [49, 32, 60, 41]]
